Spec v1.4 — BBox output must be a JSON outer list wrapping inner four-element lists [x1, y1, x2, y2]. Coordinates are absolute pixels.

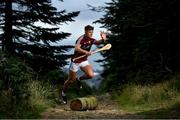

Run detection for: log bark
[[70, 96, 98, 111]]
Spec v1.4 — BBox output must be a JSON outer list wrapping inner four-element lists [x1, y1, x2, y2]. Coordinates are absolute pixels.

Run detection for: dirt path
[[41, 94, 143, 119]]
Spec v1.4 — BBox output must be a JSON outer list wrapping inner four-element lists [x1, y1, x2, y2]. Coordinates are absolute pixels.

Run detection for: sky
[[51, 0, 111, 71]]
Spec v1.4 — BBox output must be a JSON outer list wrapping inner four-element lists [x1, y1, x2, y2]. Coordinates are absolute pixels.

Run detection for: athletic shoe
[[61, 93, 67, 104]]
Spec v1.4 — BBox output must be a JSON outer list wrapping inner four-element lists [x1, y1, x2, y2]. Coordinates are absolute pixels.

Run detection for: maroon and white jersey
[[72, 35, 96, 63]]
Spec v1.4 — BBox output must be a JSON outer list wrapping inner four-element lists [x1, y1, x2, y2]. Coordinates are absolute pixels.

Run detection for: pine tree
[[96, 0, 178, 89], [0, 0, 79, 73]]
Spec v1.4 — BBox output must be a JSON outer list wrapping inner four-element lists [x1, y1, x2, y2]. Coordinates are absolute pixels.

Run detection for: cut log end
[[70, 99, 83, 111]]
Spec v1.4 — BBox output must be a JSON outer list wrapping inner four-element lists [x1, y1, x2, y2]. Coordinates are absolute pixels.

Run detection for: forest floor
[[40, 93, 144, 119]]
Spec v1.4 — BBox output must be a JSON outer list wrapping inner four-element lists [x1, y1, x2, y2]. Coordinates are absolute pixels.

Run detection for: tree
[[96, 0, 178, 89], [0, 0, 79, 73]]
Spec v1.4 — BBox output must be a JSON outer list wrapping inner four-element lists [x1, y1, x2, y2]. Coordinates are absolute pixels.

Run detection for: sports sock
[[61, 90, 66, 96]]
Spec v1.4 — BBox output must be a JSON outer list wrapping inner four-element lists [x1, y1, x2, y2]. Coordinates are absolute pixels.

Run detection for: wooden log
[[70, 96, 98, 111]]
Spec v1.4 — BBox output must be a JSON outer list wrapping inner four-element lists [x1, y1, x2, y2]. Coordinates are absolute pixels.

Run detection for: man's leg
[[79, 65, 95, 80], [63, 70, 77, 93], [75, 64, 95, 91], [61, 70, 76, 104], [62, 61, 79, 93]]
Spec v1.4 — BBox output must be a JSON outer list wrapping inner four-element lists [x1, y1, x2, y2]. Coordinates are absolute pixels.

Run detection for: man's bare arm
[[75, 42, 92, 56], [94, 31, 107, 45], [94, 39, 104, 45]]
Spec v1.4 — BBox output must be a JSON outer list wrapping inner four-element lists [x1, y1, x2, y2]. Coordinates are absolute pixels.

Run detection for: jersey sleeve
[[75, 35, 84, 44]]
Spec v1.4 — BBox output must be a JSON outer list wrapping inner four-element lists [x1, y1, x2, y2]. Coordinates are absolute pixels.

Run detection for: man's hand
[[100, 31, 107, 41], [85, 51, 92, 56]]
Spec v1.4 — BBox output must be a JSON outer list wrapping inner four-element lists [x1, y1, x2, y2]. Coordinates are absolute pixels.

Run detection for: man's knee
[[68, 78, 76, 84], [87, 73, 95, 79]]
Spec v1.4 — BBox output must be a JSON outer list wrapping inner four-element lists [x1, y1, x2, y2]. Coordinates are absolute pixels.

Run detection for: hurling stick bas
[[72, 44, 111, 61]]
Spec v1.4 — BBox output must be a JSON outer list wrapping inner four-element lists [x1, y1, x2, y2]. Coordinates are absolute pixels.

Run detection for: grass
[[0, 81, 57, 119], [28, 81, 58, 114], [137, 102, 180, 118], [113, 74, 180, 118], [0, 76, 95, 119], [0, 52, 59, 118]]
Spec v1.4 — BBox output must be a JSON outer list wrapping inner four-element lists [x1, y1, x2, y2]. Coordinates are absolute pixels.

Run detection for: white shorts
[[69, 60, 90, 72]]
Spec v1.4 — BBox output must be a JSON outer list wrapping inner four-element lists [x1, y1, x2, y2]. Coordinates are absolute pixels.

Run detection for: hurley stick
[[72, 44, 112, 62]]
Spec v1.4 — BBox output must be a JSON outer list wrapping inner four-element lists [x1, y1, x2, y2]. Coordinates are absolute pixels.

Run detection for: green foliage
[[0, 81, 57, 118], [0, 52, 34, 101], [99, 73, 122, 92], [0, 51, 95, 118], [96, 0, 178, 89], [113, 75, 180, 113], [0, 52, 59, 118], [28, 81, 57, 111], [0, 0, 79, 72], [167, 74, 180, 92], [127, 69, 161, 84], [41, 69, 67, 85]]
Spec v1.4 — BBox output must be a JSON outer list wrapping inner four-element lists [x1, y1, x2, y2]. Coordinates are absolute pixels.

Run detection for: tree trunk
[[4, 0, 13, 53]]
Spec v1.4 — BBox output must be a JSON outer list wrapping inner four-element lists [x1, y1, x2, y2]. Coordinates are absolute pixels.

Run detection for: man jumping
[[61, 25, 107, 104]]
